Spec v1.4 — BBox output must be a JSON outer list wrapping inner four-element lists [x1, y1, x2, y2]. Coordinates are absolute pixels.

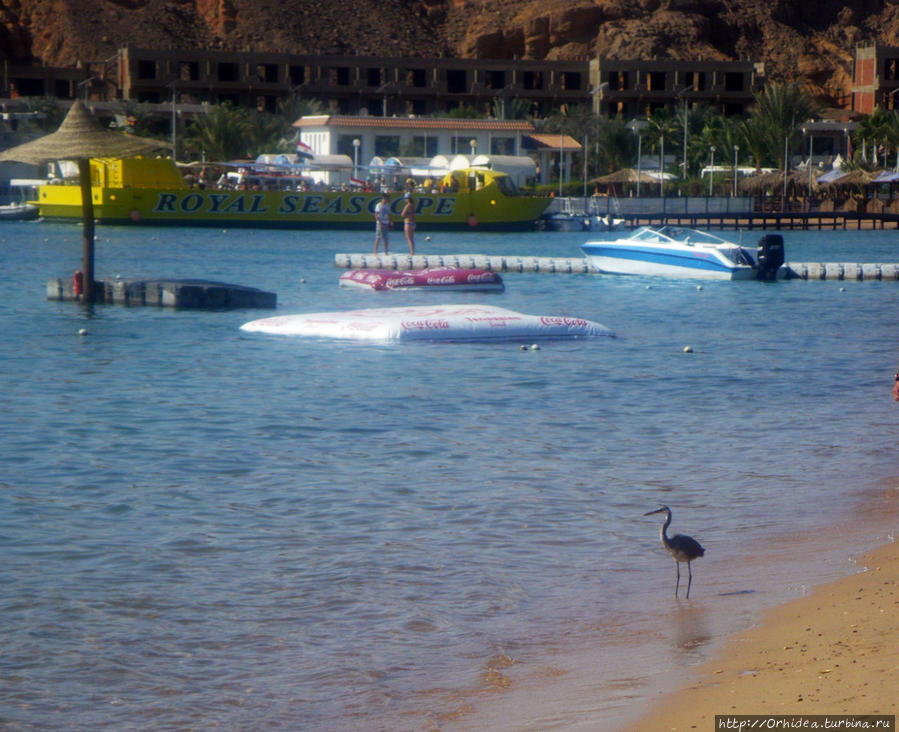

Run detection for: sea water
[[0, 221, 897, 731]]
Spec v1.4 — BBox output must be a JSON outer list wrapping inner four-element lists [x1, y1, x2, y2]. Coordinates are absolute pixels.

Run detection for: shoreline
[[436, 481, 899, 732], [626, 525, 899, 729]]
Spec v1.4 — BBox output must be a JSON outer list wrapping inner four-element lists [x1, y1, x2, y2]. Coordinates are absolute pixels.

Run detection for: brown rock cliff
[[2, 0, 899, 105]]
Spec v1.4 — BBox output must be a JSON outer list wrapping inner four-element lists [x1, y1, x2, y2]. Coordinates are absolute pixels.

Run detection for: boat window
[[494, 176, 520, 197]]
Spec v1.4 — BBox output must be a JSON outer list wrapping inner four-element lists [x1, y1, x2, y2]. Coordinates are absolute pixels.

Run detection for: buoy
[[696, 285, 703, 291], [78, 328, 87, 336], [129, 209, 141, 223], [467, 215, 478, 227], [529, 343, 540, 350], [425, 235, 431, 241], [520, 344, 528, 350], [683, 345, 693, 353]]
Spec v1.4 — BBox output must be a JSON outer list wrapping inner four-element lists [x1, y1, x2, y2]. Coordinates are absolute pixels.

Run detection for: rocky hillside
[[3, 0, 899, 106]]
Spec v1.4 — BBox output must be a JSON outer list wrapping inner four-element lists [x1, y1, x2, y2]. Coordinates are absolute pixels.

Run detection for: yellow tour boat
[[36, 157, 551, 230]]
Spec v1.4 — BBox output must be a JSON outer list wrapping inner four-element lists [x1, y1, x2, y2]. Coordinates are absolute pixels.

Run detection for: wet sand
[[626, 538, 899, 730]]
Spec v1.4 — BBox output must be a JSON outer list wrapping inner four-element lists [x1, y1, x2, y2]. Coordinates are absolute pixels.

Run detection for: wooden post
[[78, 158, 96, 303]]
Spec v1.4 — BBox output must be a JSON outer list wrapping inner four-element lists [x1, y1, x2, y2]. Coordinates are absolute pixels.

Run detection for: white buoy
[[78, 328, 87, 336], [696, 285, 703, 291], [683, 345, 693, 353], [529, 343, 540, 351]]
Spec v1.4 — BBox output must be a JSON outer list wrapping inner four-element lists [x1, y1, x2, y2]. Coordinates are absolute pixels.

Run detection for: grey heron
[[644, 505, 705, 598]]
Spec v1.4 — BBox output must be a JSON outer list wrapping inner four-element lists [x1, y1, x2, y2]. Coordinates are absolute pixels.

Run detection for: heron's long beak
[[643, 507, 667, 516]]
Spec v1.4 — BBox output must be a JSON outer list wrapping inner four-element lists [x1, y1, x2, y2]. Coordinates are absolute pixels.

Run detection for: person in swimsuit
[[401, 192, 415, 255]]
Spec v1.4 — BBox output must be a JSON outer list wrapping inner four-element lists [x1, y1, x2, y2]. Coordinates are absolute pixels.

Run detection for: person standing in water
[[373, 192, 391, 254], [401, 192, 415, 255]]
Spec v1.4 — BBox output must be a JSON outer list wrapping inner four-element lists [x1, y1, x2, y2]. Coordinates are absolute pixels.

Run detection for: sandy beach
[[626, 537, 899, 730]]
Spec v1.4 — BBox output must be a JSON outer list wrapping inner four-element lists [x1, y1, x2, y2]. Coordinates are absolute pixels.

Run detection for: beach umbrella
[[815, 168, 876, 189], [0, 100, 170, 303]]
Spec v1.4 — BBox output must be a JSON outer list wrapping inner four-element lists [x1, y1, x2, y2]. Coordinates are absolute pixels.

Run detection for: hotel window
[[523, 71, 543, 90], [410, 136, 438, 156], [447, 69, 467, 94], [375, 135, 400, 157], [724, 72, 744, 92], [217, 62, 239, 83], [648, 71, 666, 91], [137, 59, 157, 80], [491, 137, 515, 155], [561, 71, 582, 90]]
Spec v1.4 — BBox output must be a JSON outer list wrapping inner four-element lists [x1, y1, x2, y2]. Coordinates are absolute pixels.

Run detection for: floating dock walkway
[[335, 253, 899, 281], [47, 277, 277, 308], [335, 253, 592, 273]]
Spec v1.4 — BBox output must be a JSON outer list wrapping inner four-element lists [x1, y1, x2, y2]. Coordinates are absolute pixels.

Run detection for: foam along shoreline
[[626, 537, 899, 730]]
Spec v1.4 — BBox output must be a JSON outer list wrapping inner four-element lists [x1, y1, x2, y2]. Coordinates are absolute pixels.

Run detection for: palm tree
[[183, 102, 252, 161], [749, 82, 821, 170], [735, 116, 770, 172], [491, 95, 531, 120], [244, 110, 294, 157], [853, 108, 896, 167], [645, 108, 678, 181], [593, 116, 637, 175]]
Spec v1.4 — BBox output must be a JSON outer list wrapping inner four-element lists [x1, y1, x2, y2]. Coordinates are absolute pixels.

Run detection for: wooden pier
[[618, 212, 899, 231], [47, 276, 277, 308]]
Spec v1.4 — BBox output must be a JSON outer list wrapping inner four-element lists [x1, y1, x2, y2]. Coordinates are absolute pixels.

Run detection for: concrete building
[[589, 57, 765, 118], [292, 115, 584, 186], [852, 45, 899, 114], [293, 114, 536, 176], [116, 45, 588, 117]]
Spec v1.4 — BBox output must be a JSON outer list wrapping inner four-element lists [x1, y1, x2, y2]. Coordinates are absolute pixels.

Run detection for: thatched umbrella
[[0, 101, 170, 302], [740, 170, 814, 196], [591, 168, 657, 185]]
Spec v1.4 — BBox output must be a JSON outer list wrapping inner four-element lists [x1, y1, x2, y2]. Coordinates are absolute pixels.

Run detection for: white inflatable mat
[[241, 304, 614, 342]]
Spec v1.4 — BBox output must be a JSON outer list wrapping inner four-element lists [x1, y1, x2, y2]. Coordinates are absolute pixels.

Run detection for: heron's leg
[[674, 562, 681, 597], [686, 562, 693, 599]]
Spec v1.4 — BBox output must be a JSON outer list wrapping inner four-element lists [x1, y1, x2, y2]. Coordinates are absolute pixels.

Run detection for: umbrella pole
[[78, 158, 96, 304]]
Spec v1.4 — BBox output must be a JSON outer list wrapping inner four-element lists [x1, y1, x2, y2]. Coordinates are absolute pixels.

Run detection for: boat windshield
[[654, 226, 731, 246], [494, 175, 521, 197]]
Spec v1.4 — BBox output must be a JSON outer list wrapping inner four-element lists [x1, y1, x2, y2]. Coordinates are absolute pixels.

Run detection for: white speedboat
[[581, 226, 779, 280]]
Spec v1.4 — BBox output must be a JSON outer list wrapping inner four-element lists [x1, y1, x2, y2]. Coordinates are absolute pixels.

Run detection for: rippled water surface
[[1, 221, 898, 730]]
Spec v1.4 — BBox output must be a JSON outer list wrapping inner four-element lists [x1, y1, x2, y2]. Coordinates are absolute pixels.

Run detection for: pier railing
[[547, 197, 899, 230]]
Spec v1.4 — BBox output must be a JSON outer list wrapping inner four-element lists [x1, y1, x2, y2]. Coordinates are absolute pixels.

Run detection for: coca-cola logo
[[466, 273, 498, 283], [401, 319, 450, 330], [386, 277, 416, 287], [539, 316, 588, 327]]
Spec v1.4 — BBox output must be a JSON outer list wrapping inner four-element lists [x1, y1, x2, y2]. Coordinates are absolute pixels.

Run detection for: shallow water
[[1, 221, 897, 730]]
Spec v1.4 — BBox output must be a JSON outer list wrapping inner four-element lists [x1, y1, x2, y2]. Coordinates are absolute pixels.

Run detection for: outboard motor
[[756, 234, 784, 280]]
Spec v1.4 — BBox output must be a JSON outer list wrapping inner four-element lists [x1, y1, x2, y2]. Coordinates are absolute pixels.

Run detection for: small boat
[[581, 226, 783, 280], [0, 178, 42, 221], [0, 202, 39, 221], [339, 267, 504, 292], [542, 197, 589, 232], [585, 214, 626, 232]]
